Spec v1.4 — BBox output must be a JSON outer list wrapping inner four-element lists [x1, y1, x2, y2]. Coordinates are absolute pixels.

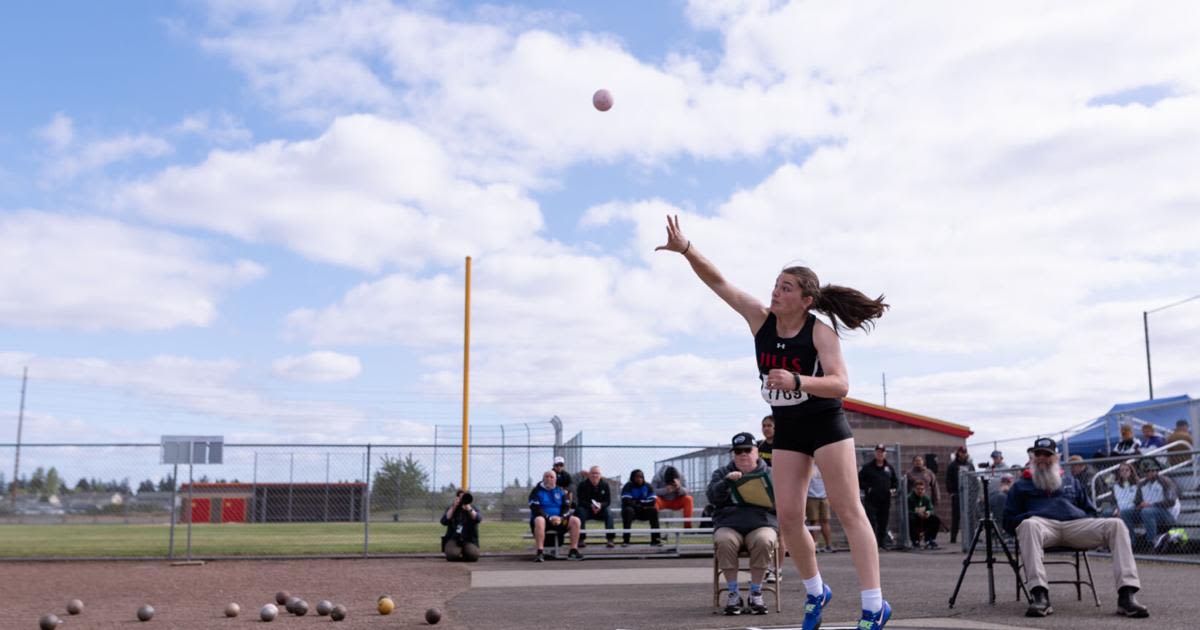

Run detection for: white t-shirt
[[808, 468, 827, 499]]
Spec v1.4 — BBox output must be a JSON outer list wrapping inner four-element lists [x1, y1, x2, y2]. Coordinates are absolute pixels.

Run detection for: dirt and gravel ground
[[5, 558, 470, 629], [5, 549, 1198, 630]]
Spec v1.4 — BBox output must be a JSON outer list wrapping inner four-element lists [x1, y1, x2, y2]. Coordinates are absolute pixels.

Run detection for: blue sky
[[2, 0, 1199, 475]]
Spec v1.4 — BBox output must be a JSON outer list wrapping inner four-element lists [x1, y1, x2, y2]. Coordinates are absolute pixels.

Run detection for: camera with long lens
[[460, 492, 473, 507]]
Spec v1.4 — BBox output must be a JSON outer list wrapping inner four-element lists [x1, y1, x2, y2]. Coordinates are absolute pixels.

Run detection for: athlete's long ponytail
[[782, 266, 888, 335]]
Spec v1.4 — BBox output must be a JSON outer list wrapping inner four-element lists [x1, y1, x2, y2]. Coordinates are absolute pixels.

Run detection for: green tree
[[137, 479, 156, 493], [372, 453, 429, 511], [157, 474, 175, 492], [29, 467, 46, 493], [74, 478, 90, 492], [45, 467, 61, 497]]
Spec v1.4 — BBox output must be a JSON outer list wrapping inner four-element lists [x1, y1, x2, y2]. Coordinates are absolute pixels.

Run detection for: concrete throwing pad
[[706, 618, 1033, 630], [472, 566, 717, 588]]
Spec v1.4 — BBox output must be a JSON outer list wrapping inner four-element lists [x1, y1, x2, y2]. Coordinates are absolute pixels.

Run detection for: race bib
[[760, 374, 809, 406]]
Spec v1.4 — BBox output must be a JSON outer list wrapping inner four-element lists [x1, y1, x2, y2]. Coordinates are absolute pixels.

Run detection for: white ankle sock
[[802, 573, 824, 598], [861, 588, 882, 613]]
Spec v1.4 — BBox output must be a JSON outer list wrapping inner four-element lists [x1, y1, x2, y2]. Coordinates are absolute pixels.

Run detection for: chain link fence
[[0, 441, 924, 559], [0, 442, 780, 559], [957, 449, 1200, 563]]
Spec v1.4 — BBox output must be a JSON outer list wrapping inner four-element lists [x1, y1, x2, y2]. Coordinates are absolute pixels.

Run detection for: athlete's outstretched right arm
[[655, 215, 768, 333]]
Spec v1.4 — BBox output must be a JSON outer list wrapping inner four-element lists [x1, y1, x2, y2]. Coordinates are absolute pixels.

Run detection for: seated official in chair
[[1002, 437, 1148, 618], [529, 470, 582, 562], [707, 432, 778, 616], [440, 489, 481, 562]]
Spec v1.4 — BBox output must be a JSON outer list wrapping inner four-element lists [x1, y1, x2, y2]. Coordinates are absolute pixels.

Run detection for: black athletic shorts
[[772, 406, 853, 456]]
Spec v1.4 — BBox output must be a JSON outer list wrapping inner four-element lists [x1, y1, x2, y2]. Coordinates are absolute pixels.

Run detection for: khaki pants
[[715, 527, 777, 572], [1017, 516, 1139, 592]]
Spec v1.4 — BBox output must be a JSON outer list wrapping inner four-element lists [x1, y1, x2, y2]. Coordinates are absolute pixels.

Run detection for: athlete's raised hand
[[654, 214, 690, 254]]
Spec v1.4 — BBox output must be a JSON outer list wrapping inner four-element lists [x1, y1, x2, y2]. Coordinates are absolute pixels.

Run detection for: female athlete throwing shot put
[[656, 215, 890, 630]]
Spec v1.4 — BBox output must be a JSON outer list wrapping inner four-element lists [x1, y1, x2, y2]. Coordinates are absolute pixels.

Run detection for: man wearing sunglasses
[[707, 432, 779, 616]]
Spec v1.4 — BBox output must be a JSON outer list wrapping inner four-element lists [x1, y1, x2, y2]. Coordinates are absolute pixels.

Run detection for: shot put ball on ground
[[261, 604, 278, 622], [377, 597, 395, 615], [330, 605, 348, 621], [66, 599, 84, 615], [425, 608, 442, 624], [275, 591, 290, 606], [225, 602, 240, 617], [40, 614, 61, 630], [293, 600, 309, 616], [316, 600, 333, 616], [137, 605, 155, 622]]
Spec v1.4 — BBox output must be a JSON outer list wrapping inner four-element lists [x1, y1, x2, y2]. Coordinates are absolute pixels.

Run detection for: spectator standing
[[528, 470, 582, 562], [945, 446, 972, 544], [907, 480, 940, 549], [757, 415, 775, 467], [576, 466, 615, 548], [1111, 424, 1141, 457], [708, 433, 778, 616], [982, 450, 1008, 489], [440, 490, 481, 562], [1140, 423, 1165, 450], [620, 469, 661, 546], [859, 444, 898, 548], [1134, 459, 1179, 548], [653, 465, 695, 528], [806, 465, 833, 552], [905, 455, 939, 506], [1066, 455, 1096, 501], [1164, 419, 1193, 465]]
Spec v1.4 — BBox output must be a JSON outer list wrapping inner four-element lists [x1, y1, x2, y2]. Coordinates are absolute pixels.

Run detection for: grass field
[[0, 521, 536, 558]]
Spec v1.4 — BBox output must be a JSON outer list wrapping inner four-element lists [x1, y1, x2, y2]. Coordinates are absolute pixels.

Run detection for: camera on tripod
[[948, 475, 1027, 608]]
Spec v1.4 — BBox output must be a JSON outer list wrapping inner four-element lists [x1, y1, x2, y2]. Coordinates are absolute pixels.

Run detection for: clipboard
[[726, 471, 775, 508]]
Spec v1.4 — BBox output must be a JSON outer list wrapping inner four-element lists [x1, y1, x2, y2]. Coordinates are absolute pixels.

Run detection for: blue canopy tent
[[1062, 395, 1194, 459]]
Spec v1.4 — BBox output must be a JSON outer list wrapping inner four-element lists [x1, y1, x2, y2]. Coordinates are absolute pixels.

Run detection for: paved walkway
[[452, 547, 1199, 629]]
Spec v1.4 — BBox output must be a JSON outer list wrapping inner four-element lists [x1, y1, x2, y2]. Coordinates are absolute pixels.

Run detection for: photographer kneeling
[[441, 490, 481, 562]]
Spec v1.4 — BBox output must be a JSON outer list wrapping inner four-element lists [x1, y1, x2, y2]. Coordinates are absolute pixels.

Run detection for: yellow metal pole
[[462, 256, 471, 490]]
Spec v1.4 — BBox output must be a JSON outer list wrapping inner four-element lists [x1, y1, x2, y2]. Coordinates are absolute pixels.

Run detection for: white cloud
[[172, 111, 252, 145], [0, 211, 264, 331], [26, 1, 1196, 448], [272, 351, 362, 382], [118, 114, 545, 272], [36, 112, 74, 151], [48, 133, 172, 180], [197, 2, 844, 184], [0, 352, 378, 441]]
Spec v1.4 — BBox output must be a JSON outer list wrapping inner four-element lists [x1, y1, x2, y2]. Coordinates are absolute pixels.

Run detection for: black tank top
[[754, 312, 842, 419]]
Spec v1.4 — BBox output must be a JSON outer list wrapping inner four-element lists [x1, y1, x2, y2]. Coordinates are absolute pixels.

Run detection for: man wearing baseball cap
[[858, 444, 897, 548], [707, 432, 777, 616], [1002, 437, 1148, 618], [552, 456, 573, 494]]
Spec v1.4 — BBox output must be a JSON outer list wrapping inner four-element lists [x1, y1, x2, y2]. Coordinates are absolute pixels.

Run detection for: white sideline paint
[[472, 566, 713, 588]]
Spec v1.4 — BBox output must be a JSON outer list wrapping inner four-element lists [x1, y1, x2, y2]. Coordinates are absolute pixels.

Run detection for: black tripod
[[948, 477, 1027, 607]]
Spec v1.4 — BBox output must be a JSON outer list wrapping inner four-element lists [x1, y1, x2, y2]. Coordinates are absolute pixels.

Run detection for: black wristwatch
[[792, 372, 802, 392]]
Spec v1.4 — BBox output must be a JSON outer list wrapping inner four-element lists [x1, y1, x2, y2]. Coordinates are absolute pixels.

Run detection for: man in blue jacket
[[1003, 437, 1147, 619], [529, 470, 582, 562]]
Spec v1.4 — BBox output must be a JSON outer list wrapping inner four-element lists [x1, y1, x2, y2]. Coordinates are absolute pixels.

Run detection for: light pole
[[1143, 293, 1200, 399]]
